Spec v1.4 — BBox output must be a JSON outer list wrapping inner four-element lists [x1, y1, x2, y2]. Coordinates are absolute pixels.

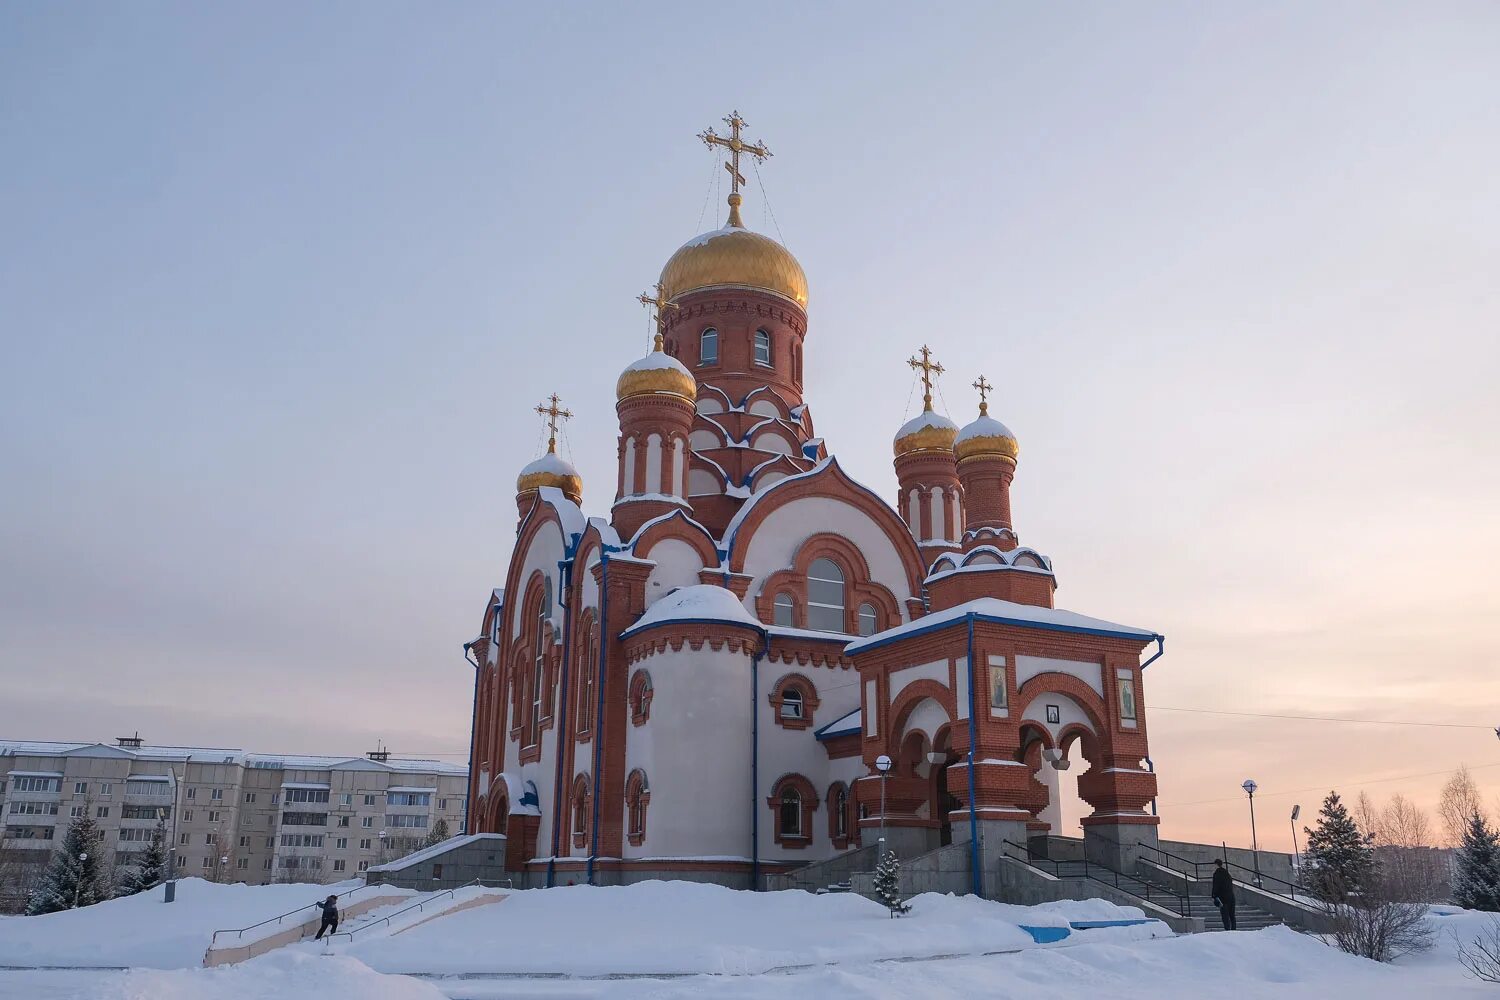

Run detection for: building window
[[358, 861, 369, 872], [386, 792, 431, 807], [806, 558, 845, 632], [385, 814, 428, 829], [828, 784, 852, 847], [183, 810, 193, 822], [577, 620, 598, 737], [340, 793, 352, 806], [571, 777, 591, 849], [186, 788, 196, 800], [857, 603, 878, 637], [769, 674, 819, 730], [338, 816, 350, 828], [238, 836, 249, 848], [773, 593, 794, 627], [244, 792, 256, 803], [335, 837, 348, 849], [768, 774, 817, 847], [70, 805, 85, 818], [362, 817, 373, 828], [630, 670, 654, 726], [625, 770, 650, 846], [179, 833, 190, 846], [74, 782, 88, 794], [284, 788, 330, 804], [753, 329, 771, 366], [360, 838, 372, 850], [11, 776, 59, 793], [438, 799, 449, 810], [699, 328, 718, 366], [237, 858, 249, 870], [332, 859, 346, 872], [207, 811, 220, 822], [211, 789, 223, 801]]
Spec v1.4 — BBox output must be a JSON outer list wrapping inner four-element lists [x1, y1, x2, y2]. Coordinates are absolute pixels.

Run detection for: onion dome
[[955, 405, 1019, 464], [658, 209, 808, 309], [516, 450, 583, 506], [616, 335, 698, 402], [894, 408, 959, 457]]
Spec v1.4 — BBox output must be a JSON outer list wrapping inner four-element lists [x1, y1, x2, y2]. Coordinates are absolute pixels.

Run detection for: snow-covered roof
[[622, 350, 694, 378], [956, 413, 1016, 443], [385, 785, 437, 794], [366, 833, 506, 874], [843, 597, 1160, 656], [0, 741, 467, 774], [815, 708, 862, 740], [677, 225, 739, 250], [622, 584, 763, 637], [895, 409, 958, 443], [519, 452, 580, 479]]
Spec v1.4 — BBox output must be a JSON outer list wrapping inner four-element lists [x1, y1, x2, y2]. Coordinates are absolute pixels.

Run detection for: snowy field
[[0, 879, 1492, 999]]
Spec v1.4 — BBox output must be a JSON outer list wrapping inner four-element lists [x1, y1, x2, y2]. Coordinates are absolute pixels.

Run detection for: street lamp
[[378, 829, 388, 864], [1242, 779, 1262, 886], [1289, 804, 1302, 889], [874, 755, 893, 858], [74, 852, 89, 909], [219, 855, 229, 883]]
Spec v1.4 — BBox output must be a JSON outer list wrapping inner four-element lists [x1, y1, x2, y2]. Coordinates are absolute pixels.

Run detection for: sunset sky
[[2, 2, 1497, 849]]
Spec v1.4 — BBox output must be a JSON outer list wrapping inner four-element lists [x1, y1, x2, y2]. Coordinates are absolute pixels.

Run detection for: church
[[464, 113, 1163, 892]]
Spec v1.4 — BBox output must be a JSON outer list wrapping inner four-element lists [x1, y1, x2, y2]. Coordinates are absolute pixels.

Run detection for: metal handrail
[[326, 879, 511, 944], [1136, 843, 1310, 904], [1001, 840, 1189, 917], [208, 882, 381, 948]]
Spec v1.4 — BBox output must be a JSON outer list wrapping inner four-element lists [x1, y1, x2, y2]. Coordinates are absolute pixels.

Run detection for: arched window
[[779, 788, 801, 837], [753, 329, 771, 366], [529, 590, 548, 747], [780, 689, 803, 721], [571, 776, 590, 849], [630, 670, 654, 726], [490, 604, 501, 644], [773, 593, 794, 627], [792, 343, 802, 385], [828, 784, 849, 845], [806, 558, 846, 633], [700, 328, 719, 366], [769, 674, 818, 729], [576, 620, 597, 738], [626, 770, 650, 845], [857, 603, 878, 637]]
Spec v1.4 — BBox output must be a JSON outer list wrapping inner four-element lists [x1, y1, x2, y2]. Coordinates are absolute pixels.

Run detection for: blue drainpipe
[[965, 613, 981, 897], [586, 550, 613, 886], [546, 544, 579, 888], [462, 640, 481, 834], [750, 637, 764, 889]]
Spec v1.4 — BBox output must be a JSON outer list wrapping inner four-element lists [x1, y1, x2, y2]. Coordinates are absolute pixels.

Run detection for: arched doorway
[[927, 726, 959, 846]]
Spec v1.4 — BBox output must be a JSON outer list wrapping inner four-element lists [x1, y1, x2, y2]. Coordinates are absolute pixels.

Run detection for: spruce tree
[[421, 818, 451, 849], [873, 851, 908, 917], [116, 819, 168, 898], [26, 810, 110, 915], [1452, 811, 1500, 912], [1304, 790, 1375, 901]]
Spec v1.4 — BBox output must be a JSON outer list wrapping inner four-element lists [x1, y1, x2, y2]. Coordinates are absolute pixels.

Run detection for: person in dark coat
[[313, 894, 339, 940], [1211, 860, 1237, 930]]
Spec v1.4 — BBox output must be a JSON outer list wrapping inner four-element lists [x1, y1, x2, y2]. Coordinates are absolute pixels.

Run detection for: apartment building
[[0, 737, 467, 904]]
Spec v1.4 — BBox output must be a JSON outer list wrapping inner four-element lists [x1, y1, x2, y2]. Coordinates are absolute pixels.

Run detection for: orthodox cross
[[972, 374, 993, 416], [534, 393, 572, 454], [636, 281, 680, 352], [699, 110, 771, 228], [908, 345, 945, 412]]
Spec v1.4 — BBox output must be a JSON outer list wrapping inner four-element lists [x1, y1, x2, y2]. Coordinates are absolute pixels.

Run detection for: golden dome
[[616, 340, 698, 403], [894, 409, 959, 458], [955, 409, 1019, 464], [659, 213, 808, 309], [516, 450, 583, 506]]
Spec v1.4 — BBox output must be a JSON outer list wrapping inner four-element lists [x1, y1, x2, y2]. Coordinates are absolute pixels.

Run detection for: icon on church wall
[[1045, 704, 1061, 725]]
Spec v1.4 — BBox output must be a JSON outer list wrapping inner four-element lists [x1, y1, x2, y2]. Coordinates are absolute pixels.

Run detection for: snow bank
[[346, 881, 1162, 976], [0, 878, 363, 969], [88, 950, 444, 1000], [623, 584, 761, 635]]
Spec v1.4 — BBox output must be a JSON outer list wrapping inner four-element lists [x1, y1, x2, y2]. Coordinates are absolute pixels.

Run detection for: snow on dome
[[617, 349, 697, 402], [893, 409, 959, 456], [955, 412, 1020, 463], [956, 413, 1015, 443], [518, 451, 580, 478], [623, 584, 762, 636], [895, 409, 959, 441], [516, 450, 583, 505]]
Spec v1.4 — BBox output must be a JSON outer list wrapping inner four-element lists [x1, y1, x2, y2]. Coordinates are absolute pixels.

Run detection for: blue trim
[[620, 616, 763, 641], [461, 641, 481, 834], [545, 546, 578, 889], [1140, 635, 1166, 669], [750, 643, 762, 889], [847, 611, 1162, 657], [815, 724, 861, 741], [586, 549, 616, 886], [965, 614, 981, 898], [1018, 925, 1070, 944], [1069, 918, 1159, 930]]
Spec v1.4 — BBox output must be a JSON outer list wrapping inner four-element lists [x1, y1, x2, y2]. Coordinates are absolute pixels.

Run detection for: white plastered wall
[[643, 538, 706, 609]]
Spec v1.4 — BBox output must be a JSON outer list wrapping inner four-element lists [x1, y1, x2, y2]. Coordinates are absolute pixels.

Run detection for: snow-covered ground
[[0, 880, 1492, 999]]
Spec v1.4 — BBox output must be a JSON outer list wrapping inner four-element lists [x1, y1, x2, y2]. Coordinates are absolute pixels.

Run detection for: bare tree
[[1318, 868, 1435, 963], [1440, 766, 1488, 848], [1456, 917, 1500, 984]]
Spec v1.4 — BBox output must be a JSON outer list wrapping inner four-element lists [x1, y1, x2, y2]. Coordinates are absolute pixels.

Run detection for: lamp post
[[1289, 804, 1302, 891], [164, 765, 184, 903], [219, 855, 229, 883], [73, 852, 89, 909], [874, 754, 893, 858], [1242, 779, 1262, 886], [378, 829, 388, 865]]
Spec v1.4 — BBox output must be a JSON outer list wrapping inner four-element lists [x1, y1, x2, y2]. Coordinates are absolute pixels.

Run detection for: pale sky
[[2, 3, 1497, 848]]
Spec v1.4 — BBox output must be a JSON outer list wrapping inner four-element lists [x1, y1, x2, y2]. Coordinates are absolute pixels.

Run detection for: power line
[[1153, 705, 1494, 731], [1162, 760, 1500, 809]]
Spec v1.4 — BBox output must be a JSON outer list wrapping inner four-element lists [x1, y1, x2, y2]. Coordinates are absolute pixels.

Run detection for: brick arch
[[570, 773, 591, 849], [1016, 672, 1112, 740], [625, 769, 650, 846], [767, 772, 818, 848], [768, 672, 819, 730], [726, 458, 925, 599], [826, 781, 854, 849], [631, 510, 719, 567], [487, 787, 510, 832], [1017, 721, 1056, 753], [752, 532, 903, 633], [629, 668, 654, 726], [1057, 723, 1103, 767], [887, 679, 955, 755]]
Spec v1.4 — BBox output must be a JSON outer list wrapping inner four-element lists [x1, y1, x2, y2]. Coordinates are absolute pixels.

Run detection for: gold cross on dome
[[636, 281, 680, 352], [534, 393, 573, 454], [699, 110, 772, 228], [972, 374, 993, 416], [907, 345, 945, 413]]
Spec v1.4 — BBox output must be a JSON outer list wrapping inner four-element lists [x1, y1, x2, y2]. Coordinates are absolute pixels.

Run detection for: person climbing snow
[[1211, 859, 1237, 930], [313, 894, 339, 940]]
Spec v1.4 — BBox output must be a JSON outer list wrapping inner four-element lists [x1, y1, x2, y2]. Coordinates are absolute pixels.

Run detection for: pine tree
[[26, 810, 110, 915], [873, 851, 908, 917], [116, 819, 168, 898], [1452, 811, 1500, 912], [1304, 790, 1375, 901], [421, 818, 451, 850]]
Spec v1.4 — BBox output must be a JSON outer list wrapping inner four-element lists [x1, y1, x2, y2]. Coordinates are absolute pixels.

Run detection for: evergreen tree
[[1304, 790, 1375, 900], [116, 819, 168, 898], [26, 810, 110, 915], [421, 818, 451, 850], [1452, 811, 1500, 912], [872, 851, 909, 917]]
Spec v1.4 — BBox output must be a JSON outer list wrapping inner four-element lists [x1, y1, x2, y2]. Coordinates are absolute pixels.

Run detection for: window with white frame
[[11, 776, 59, 793], [773, 593, 794, 627], [753, 329, 772, 366], [779, 688, 804, 720], [806, 558, 846, 632], [74, 782, 88, 794], [857, 603, 878, 637], [778, 788, 801, 837], [699, 328, 718, 365]]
